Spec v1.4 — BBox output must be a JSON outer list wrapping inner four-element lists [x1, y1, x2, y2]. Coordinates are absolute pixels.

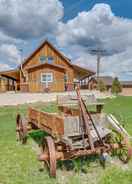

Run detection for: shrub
[[97, 80, 106, 92], [111, 77, 122, 95]]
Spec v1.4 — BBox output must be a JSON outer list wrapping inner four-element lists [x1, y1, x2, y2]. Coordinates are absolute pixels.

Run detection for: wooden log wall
[[20, 42, 74, 92]]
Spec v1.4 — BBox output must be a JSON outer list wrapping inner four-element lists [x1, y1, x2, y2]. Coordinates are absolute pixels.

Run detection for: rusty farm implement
[[16, 87, 132, 177]]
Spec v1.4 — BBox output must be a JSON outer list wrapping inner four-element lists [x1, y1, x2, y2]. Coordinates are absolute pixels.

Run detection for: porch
[[73, 64, 95, 90], [0, 69, 20, 92]]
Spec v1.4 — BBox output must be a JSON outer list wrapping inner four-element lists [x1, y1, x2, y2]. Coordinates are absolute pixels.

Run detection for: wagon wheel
[[41, 136, 56, 177], [16, 114, 28, 144], [110, 131, 132, 163], [118, 138, 132, 163]]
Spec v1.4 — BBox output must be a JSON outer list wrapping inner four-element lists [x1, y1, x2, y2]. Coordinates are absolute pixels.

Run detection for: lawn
[[0, 96, 132, 184]]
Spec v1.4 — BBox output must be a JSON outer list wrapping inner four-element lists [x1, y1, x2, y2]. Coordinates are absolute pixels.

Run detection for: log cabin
[[0, 40, 95, 93]]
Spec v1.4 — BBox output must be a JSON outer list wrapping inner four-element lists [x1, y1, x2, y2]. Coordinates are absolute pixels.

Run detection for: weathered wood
[[107, 114, 130, 137], [27, 64, 65, 92], [28, 107, 64, 136], [57, 94, 104, 114], [64, 116, 81, 136], [57, 94, 104, 106]]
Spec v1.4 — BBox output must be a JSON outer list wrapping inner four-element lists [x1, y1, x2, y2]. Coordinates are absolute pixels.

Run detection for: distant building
[[120, 81, 132, 88], [88, 76, 113, 90], [88, 76, 132, 95], [120, 81, 132, 96]]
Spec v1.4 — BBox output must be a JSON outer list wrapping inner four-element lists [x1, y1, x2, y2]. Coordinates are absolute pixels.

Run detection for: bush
[[111, 77, 122, 95], [97, 80, 106, 92]]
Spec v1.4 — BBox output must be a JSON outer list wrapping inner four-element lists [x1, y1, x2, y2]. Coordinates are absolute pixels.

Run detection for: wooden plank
[[28, 107, 64, 136], [64, 116, 81, 136], [57, 95, 104, 107]]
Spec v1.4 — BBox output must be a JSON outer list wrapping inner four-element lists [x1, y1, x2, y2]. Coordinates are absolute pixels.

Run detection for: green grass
[[0, 96, 132, 184], [102, 96, 132, 135]]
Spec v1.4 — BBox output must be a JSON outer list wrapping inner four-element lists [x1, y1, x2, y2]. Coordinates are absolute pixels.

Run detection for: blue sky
[[62, 0, 132, 21], [0, 0, 132, 80]]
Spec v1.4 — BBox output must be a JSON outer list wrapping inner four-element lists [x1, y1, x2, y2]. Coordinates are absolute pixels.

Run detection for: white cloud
[[0, 44, 21, 66], [56, 3, 132, 80], [0, 63, 11, 71], [57, 4, 114, 48], [0, 0, 63, 70], [0, 31, 15, 43], [0, 0, 63, 39], [74, 49, 132, 80]]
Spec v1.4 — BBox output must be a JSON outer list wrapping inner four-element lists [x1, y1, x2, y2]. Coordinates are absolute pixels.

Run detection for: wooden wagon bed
[[28, 107, 111, 146]]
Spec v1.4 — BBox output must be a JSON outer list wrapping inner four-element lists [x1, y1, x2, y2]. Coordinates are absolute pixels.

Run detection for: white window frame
[[41, 73, 53, 83]]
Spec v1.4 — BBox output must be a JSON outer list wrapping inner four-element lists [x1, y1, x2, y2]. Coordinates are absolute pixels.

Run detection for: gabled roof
[[15, 39, 95, 79], [0, 69, 20, 80], [26, 62, 66, 72], [73, 64, 95, 79], [21, 40, 72, 68], [73, 64, 95, 74]]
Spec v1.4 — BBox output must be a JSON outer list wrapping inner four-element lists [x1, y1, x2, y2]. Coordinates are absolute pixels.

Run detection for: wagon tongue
[[75, 85, 104, 150]]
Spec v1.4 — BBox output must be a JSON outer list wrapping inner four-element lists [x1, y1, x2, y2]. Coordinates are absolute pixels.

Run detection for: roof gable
[[22, 40, 72, 68], [26, 63, 66, 72]]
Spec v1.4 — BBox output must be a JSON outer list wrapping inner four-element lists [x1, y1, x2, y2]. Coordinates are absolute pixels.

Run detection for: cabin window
[[41, 73, 53, 83], [40, 56, 54, 64], [40, 56, 47, 63], [47, 56, 54, 64]]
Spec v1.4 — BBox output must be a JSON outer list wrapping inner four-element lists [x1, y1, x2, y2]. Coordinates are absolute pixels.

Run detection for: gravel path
[[0, 90, 114, 106]]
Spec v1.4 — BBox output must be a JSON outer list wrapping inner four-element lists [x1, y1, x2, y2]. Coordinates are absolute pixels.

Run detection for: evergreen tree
[[111, 77, 122, 95]]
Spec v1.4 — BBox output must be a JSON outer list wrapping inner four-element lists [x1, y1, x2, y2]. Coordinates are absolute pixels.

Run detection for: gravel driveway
[[0, 90, 114, 106]]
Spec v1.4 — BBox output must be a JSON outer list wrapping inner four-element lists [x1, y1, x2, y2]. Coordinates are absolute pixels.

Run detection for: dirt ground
[[0, 90, 114, 106], [120, 88, 132, 96]]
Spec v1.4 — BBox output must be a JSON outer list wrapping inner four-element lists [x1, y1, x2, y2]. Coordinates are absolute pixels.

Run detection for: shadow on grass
[[57, 155, 99, 174], [29, 130, 49, 146]]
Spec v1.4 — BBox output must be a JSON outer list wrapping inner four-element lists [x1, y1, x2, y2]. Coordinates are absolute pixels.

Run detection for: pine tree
[[111, 77, 122, 95]]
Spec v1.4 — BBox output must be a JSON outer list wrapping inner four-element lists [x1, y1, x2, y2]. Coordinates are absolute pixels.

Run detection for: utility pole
[[19, 48, 23, 73], [19, 48, 26, 80], [89, 49, 106, 82], [97, 51, 101, 80]]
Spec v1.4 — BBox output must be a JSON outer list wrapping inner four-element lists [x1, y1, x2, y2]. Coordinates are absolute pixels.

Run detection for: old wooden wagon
[[16, 87, 132, 177]]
